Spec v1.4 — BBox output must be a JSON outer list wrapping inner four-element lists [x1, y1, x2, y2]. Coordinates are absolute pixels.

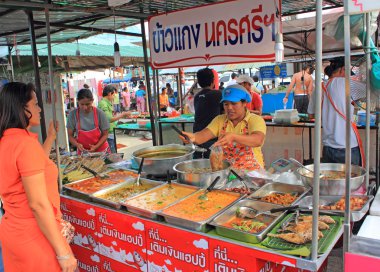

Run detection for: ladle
[[289, 158, 324, 179], [135, 157, 145, 186], [171, 125, 208, 153], [236, 205, 299, 220], [230, 169, 250, 190], [198, 176, 220, 201]]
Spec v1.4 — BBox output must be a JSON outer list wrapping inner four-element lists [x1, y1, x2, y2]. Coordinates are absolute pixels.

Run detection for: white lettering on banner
[[214, 263, 246, 272], [148, 228, 166, 242], [98, 213, 113, 226], [259, 262, 273, 272], [99, 225, 144, 246], [62, 214, 95, 230], [149, 242, 207, 268], [149, 0, 280, 68], [77, 260, 99, 272], [103, 261, 115, 272], [60, 203, 70, 212]]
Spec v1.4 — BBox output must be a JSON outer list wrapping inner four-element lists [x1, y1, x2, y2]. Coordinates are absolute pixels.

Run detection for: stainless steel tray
[[297, 195, 374, 222], [62, 169, 144, 201], [247, 182, 310, 206], [157, 189, 243, 232], [122, 183, 198, 219], [209, 199, 286, 244], [90, 178, 163, 209]]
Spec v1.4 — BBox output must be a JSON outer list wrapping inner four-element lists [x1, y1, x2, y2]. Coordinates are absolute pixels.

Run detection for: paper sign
[[148, 0, 281, 69]]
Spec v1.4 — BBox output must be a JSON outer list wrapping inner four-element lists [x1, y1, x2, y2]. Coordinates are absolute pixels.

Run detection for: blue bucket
[[357, 111, 376, 127]]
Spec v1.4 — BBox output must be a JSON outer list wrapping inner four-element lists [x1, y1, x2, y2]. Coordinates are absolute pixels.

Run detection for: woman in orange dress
[[0, 82, 77, 272]]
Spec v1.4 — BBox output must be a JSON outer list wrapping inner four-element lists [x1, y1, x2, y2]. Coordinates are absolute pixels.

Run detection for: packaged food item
[[209, 145, 224, 171]]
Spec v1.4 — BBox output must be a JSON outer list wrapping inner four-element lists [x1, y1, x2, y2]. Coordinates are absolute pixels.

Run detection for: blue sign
[[260, 64, 287, 79]]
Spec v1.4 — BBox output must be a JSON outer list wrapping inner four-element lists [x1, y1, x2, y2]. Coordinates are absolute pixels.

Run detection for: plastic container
[[273, 109, 299, 124], [357, 111, 376, 127]]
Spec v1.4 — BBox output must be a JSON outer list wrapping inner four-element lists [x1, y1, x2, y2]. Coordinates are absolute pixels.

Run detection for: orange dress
[[0, 129, 61, 272]]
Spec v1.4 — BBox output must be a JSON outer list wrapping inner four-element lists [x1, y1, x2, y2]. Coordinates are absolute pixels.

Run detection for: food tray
[[261, 212, 343, 256], [90, 178, 163, 209], [123, 183, 198, 219], [62, 169, 142, 200], [247, 182, 310, 206], [158, 189, 242, 232], [209, 199, 286, 244], [297, 195, 374, 222]]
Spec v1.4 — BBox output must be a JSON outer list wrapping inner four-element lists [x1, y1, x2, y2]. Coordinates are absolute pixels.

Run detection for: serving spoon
[[198, 176, 220, 201]]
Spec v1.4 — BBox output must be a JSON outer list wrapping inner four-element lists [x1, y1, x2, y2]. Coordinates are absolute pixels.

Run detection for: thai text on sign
[[149, 0, 281, 69]]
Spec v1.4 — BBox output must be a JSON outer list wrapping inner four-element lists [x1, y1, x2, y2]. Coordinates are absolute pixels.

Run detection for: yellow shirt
[[206, 111, 266, 168]]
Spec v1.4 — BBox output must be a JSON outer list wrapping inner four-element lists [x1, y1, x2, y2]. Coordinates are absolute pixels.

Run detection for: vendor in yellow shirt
[[180, 84, 266, 170]]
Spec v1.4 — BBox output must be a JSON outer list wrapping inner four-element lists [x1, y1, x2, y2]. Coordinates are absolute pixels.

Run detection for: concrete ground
[[114, 129, 153, 160]]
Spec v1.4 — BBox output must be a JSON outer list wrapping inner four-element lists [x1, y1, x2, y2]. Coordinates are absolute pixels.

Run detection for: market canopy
[[0, 0, 344, 46]]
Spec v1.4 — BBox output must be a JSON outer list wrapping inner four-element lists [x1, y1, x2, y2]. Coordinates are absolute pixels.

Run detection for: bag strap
[[322, 81, 365, 167]]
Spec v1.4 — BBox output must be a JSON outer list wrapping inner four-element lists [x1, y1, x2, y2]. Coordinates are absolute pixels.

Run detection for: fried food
[[268, 229, 323, 245], [320, 197, 366, 211], [260, 193, 298, 206], [300, 215, 336, 224], [285, 220, 329, 233]]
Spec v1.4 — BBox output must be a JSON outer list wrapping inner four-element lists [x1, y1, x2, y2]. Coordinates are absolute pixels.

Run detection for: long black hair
[[0, 82, 35, 138]]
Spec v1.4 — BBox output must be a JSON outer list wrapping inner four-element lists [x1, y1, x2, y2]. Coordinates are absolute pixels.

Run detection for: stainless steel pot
[[173, 159, 231, 188], [296, 163, 366, 195], [132, 144, 194, 176]]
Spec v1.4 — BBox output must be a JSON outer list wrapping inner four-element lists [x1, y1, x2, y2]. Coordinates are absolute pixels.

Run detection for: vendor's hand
[[121, 111, 131, 119], [179, 131, 195, 144], [215, 133, 235, 147], [88, 144, 98, 152], [283, 97, 288, 104], [57, 254, 78, 272], [47, 120, 59, 140], [76, 143, 85, 152]]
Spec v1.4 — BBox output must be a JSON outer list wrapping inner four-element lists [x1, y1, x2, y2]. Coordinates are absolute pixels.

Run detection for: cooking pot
[[132, 144, 194, 176], [296, 163, 365, 195], [173, 159, 231, 188]]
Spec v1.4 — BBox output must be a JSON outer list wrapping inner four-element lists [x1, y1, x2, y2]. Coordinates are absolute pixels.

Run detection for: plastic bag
[[209, 145, 224, 171]]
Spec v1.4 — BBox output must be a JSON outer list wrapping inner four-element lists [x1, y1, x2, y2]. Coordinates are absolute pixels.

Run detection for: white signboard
[[348, 0, 380, 14], [148, 0, 280, 69]]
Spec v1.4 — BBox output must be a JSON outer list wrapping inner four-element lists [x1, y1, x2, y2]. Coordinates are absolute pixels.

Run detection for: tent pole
[[343, 0, 352, 259], [7, 46, 14, 81], [44, 4, 62, 192], [365, 13, 371, 191], [26, 10, 47, 141], [140, 11, 156, 146], [311, 0, 323, 261]]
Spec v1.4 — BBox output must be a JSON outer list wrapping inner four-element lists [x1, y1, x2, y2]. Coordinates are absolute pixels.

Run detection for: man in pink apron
[[66, 88, 110, 155], [179, 84, 267, 170]]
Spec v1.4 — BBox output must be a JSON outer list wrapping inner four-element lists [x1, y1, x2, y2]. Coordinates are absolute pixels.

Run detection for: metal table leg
[[113, 128, 118, 153]]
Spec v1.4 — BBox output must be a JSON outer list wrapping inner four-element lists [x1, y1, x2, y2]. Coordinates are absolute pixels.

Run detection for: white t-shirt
[[316, 77, 366, 148], [225, 79, 237, 87]]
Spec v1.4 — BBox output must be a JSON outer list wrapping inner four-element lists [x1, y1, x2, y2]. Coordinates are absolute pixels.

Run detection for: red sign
[[209, 238, 296, 271], [345, 252, 380, 272], [145, 221, 209, 271], [96, 206, 148, 271], [71, 244, 102, 272]]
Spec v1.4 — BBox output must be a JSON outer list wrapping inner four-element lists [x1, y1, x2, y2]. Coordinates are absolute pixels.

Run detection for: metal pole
[[343, 0, 352, 257], [365, 13, 371, 191], [7, 46, 14, 81], [26, 10, 47, 141], [152, 69, 160, 145], [178, 68, 183, 113], [140, 11, 157, 146], [155, 70, 161, 119], [311, 0, 323, 261], [45, 6, 62, 192]]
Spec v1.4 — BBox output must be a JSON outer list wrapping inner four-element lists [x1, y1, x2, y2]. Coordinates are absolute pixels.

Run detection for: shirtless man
[[283, 64, 314, 114]]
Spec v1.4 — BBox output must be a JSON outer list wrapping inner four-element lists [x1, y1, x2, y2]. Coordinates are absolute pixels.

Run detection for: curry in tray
[[124, 184, 197, 211], [162, 190, 240, 222]]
